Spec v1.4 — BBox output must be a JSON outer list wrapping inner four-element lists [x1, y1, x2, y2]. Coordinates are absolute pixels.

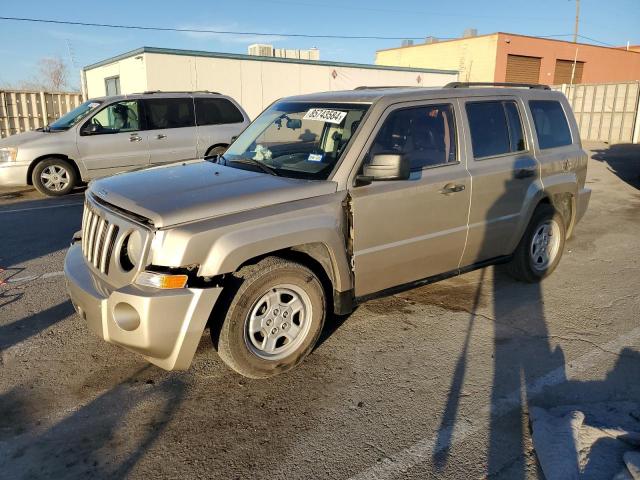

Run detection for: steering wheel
[[92, 117, 103, 128]]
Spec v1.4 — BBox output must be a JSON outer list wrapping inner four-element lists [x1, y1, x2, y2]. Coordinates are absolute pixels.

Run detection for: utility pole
[[573, 0, 580, 43]]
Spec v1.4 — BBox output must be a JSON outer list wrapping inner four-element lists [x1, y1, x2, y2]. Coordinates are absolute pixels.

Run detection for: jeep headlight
[[120, 230, 144, 271], [0, 147, 18, 162]]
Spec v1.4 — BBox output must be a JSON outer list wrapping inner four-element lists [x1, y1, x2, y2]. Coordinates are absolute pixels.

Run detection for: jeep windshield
[[222, 101, 370, 180], [47, 100, 103, 131]]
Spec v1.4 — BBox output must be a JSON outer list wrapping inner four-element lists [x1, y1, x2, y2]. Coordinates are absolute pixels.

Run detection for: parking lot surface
[[0, 143, 638, 479]]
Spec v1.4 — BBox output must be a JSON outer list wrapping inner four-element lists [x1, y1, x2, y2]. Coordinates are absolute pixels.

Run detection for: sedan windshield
[[222, 102, 370, 180], [48, 100, 103, 131]]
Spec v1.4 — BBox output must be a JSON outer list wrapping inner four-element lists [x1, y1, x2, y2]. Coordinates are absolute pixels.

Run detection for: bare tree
[[37, 56, 69, 91]]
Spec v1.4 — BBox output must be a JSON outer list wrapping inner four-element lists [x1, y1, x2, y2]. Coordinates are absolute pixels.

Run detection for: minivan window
[[195, 98, 245, 125], [144, 98, 195, 130], [466, 100, 525, 158], [369, 104, 457, 170], [48, 100, 103, 131], [87, 100, 139, 134], [529, 100, 572, 149]]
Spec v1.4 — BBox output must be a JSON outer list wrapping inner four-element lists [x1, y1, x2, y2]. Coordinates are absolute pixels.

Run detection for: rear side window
[[465, 100, 525, 158], [195, 98, 245, 126], [144, 98, 195, 129], [529, 100, 572, 149]]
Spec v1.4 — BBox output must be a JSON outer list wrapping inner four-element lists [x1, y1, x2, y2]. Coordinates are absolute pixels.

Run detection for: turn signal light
[[135, 271, 188, 289]]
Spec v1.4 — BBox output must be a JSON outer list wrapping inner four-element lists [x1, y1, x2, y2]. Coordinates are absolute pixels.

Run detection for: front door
[[350, 101, 471, 297], [76, 100, 149, 178], [142, 97, 198, 165], [460, 98, 539, 266]]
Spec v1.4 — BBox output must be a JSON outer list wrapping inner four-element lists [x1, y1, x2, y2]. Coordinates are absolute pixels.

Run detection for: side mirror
[[82, 123, 99, 135], [361, 154, 410, 182]]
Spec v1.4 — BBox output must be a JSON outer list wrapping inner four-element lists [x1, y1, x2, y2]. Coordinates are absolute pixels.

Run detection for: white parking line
[[2, 270, 65, 284], [0, 202, 83, 214], [349, 325, 640, 480]]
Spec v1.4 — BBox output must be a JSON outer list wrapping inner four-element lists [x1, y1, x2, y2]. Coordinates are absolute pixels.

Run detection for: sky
[[0, 0, 639, 89]]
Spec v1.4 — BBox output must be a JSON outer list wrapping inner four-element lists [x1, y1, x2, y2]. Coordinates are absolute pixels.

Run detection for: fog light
[[113, 302, 141, 331], [135, 271, 188, 289]]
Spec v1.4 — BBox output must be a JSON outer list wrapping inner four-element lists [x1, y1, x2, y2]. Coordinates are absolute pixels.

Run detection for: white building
[[82, 46, 458, 119], [248, 44, 320, 61]]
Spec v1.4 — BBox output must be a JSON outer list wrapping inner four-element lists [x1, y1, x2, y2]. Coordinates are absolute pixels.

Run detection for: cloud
[[177, 23, 287, 44]]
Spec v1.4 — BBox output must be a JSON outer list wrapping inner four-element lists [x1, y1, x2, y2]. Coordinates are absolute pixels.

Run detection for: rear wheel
[[507, 204, 566, 282], [32, 158, 77, 196], [212, 257, 326, 378]]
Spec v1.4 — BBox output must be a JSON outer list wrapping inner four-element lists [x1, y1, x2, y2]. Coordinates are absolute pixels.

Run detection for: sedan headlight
[[0, 147, 18, 162]]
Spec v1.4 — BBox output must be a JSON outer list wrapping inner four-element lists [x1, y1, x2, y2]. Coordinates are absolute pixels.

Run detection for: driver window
[[368, 104, 457, 170], [90, 101, 140, 134]]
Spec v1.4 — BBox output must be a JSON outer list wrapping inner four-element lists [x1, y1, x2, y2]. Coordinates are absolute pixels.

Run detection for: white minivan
[[0, 91, 250, 196]]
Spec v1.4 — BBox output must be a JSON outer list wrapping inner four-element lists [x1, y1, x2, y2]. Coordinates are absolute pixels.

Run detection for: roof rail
[[354, 85, 422, 90], [135, 90, 222, 95], [444, 82, 550, 90]]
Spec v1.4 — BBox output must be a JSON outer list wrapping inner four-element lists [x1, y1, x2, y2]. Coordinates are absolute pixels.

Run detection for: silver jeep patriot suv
[[64, 82, 591, 378]]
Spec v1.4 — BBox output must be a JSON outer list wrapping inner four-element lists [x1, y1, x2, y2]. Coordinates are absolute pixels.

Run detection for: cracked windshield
[[222, 102, 369, 179]]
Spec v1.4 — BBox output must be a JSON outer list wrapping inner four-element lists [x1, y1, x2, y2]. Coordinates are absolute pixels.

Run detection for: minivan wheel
[[206, 145, 227, 157], [32, 158, 77, 196], [212, 257, 326, 378], [507, 204, 566, 283]]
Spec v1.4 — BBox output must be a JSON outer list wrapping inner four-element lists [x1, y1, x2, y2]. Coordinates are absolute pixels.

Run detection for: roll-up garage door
[[505, 55, 542, 84], [553, 59, 584, 84]]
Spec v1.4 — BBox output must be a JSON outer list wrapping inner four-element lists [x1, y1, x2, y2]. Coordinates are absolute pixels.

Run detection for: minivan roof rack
[[354, 85, 423, 90], [135, 90, 222, 95], [444, 82, 551, 90]]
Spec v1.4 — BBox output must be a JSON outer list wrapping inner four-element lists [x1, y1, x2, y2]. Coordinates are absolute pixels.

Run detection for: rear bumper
[[575, 187, 591, 225], [64, 242, 222, 370], [0, 162, 29, 187]]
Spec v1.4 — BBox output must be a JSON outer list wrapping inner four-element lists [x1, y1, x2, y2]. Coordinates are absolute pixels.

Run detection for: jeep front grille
[[81, 202, 119, 274]]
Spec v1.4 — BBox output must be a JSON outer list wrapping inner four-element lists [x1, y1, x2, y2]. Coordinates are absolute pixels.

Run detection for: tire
[[507, 204, 566, 283], [206, 145, 227, 157], [212, 257, 326, 378], [32, 158, 77, 196]]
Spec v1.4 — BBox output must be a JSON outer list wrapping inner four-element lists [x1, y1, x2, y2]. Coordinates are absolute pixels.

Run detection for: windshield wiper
[[228, 158, 279, 176]]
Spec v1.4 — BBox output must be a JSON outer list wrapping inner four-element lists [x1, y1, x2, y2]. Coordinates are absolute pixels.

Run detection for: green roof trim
[[83, 46, 459, 75]]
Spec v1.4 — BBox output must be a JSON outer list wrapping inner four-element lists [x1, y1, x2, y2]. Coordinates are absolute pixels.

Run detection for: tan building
[[376, 32, 640, 85]]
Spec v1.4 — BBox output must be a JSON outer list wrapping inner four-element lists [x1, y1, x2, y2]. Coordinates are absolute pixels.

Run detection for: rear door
[[460, 97, 539, 266], [76, 99, 149, 178], [349, 100, 471, 297], [194, 97, 249, 156], [143, 97, 198, 165]]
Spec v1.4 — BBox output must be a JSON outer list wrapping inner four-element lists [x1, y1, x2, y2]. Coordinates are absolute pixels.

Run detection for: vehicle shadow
[[590, 143, 640, 189], [0, 366, 187, 479], [0, 300, 74, 352]]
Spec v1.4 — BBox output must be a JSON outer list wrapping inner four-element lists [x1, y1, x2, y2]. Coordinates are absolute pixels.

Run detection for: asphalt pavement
[[0, 143, 638, 479]]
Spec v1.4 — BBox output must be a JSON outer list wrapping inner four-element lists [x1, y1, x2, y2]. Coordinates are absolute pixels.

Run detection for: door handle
[[514, 168, 536, 179], [439, 183, 466, 194], [129, 134, 142, 142], [156, 134, 167, 140]]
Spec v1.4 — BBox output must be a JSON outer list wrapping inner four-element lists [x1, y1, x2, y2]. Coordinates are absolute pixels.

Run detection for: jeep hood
[[89, 161, 337, 228]]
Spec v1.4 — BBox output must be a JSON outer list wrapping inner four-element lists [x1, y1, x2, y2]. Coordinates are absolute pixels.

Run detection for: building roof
[[377, 32, 640, 54], [83, 46, 458, 75]]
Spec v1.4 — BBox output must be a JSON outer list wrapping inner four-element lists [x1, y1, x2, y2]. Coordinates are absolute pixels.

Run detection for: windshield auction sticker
[[303, 108, 347, 124]]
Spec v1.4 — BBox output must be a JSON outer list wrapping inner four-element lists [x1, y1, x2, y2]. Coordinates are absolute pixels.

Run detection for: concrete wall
[[84, 54, 148, 98], [494, 33, 640, 84], [376, 35, 499, 82], [86, 52, 457, 119]]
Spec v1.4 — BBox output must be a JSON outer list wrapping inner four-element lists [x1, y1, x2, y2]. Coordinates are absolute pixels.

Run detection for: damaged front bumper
[[64, 242, 221, 370]]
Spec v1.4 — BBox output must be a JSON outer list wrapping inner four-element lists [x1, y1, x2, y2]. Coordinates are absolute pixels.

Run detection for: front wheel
[[507, 204, 566, 283], [212, 257, 326, 378], [32, 158, 77, 196]]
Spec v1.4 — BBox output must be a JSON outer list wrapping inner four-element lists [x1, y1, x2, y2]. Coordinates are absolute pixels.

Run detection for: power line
[[0, 16, 457, 41]]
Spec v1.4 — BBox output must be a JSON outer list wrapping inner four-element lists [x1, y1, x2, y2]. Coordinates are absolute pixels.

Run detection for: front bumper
[[0, 162, 29, 186], [64, 242, 222, 370], [575, 187, 591, 225]]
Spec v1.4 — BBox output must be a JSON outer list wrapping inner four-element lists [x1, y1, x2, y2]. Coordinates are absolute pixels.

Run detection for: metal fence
[[0, 90, 83, 139], [553, 81, 640, 144]]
